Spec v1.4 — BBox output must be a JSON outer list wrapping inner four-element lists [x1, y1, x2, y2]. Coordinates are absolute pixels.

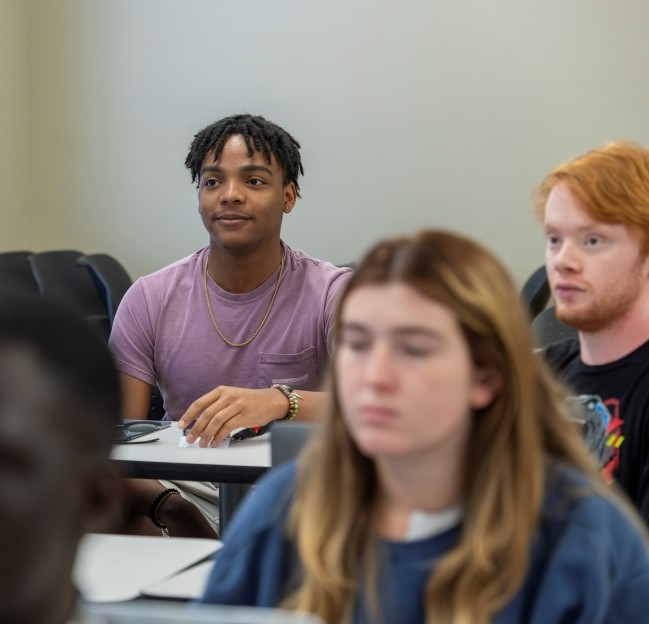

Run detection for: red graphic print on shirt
[[602, 398, 623, 484]]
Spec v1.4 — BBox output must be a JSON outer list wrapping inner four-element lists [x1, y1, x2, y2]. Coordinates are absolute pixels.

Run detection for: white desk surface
[[111, 422, 271, 469], [112, 423, 269, 531], [74, 533, 222, 602], [142, 559, 215, 600]]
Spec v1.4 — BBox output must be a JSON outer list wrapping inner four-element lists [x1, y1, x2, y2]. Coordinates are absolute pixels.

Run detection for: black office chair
[[521, 265, 577, 347], [77, 253, 133, 326], [75, 254, 166, 419], [0, 251, 40, 294], [531, 306, 578, 347], [147, 385, 166, 420], [521, 265, 551, 319], [28, 250, 111, 342]]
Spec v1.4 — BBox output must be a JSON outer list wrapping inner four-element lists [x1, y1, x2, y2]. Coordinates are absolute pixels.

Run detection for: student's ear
[[81, 466, 123, 534], [283, 182, 297, 214], [470, 366, 502, 410]]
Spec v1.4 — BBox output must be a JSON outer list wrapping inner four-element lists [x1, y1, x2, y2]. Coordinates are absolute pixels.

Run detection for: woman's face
[[336, 283, 498, 464]]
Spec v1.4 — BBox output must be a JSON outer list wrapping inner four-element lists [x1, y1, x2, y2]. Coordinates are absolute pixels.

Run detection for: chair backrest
[[531, 306, 578, 348], [77, 253, 133, 325], [28, 250, 111, 341], [148, 384, 166, 420], [0, 251, 40, 294], [75, 253, 164, 419], [271, 422, 320, 466], [521, 265, 551, 319]]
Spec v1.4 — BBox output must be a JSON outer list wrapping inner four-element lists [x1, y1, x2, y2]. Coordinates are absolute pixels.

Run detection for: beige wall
[[0, 0, 28, 249], [5, 0, 649, 283]]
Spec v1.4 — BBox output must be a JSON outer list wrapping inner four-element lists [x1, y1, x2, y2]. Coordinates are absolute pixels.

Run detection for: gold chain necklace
[[203, 246, 285, 347]]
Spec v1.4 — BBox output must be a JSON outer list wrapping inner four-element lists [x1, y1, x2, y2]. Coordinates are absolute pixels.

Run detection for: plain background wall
[[3, 0, 649, 284], [0, 0, 28, 249]]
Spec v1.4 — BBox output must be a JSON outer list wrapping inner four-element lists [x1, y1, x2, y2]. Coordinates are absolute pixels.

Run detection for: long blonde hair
[[283, 230, 597, 623]]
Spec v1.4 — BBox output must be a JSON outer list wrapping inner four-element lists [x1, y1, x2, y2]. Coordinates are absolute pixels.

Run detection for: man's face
[[543, 183, 649, 332], [197, 134, 296, 254], [0, 348, 86, 617]]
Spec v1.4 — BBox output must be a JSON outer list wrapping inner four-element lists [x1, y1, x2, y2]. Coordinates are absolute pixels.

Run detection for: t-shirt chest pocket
[[259, 346, 319, 390]]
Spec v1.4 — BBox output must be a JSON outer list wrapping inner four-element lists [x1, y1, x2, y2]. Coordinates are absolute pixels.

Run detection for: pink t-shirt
[[109, 243, 352, 421]]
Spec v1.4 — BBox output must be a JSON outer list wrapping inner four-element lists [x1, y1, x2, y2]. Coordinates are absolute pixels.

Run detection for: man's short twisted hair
[[185, 114, 304, 195]]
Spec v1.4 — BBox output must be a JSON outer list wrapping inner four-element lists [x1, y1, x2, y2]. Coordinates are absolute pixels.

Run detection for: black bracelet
[[148, 487, 180, 537]]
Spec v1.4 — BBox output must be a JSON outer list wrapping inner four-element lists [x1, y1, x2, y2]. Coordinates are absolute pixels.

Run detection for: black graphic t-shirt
[[545, 338, 649, 523]]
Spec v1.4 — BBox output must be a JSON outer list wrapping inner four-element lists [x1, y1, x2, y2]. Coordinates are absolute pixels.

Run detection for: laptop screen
[[270, 422, 319, 466], [85, 600, 324, 623]]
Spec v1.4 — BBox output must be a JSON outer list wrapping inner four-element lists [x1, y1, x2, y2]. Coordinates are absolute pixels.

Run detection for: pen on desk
[[231, 423, 272, 441]]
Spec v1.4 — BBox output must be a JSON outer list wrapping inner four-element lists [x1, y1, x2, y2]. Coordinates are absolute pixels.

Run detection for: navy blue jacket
[[201, 462, 649, 623]]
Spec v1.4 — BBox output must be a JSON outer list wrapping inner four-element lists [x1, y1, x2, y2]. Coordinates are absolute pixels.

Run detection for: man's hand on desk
[[177, 386, 288, 448]]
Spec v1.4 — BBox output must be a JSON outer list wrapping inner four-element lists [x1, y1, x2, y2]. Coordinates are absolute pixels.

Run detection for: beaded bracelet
[[271, 384, 303, 422], [148, 487, 180, 537]]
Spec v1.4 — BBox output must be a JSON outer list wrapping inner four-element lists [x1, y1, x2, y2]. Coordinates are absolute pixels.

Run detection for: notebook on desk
[[85, 600, 324, 623], [75, 533, 221, 603]]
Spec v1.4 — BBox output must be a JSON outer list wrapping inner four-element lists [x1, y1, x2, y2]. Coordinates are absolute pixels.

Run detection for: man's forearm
[[291, 389, 327, 422]]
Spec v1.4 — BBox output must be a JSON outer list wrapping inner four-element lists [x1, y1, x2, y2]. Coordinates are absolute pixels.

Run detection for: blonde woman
[[200, 230, 649, 623]]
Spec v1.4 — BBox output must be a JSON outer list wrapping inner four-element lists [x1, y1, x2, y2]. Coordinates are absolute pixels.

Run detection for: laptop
[[270, 422, 320, 466], [84, 600, 324, 623]]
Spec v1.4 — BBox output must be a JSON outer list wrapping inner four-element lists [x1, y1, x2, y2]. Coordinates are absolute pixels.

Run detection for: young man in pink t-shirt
[[109, 114, 352, 536]]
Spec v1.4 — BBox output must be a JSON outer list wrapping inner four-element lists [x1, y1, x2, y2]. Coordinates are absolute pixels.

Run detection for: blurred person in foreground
[[0, 292, 121, 624], [200, 230, 649, 623]]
